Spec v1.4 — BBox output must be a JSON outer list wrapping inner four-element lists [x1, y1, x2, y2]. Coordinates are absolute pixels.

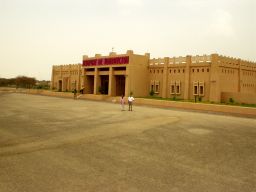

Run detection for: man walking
[[128, 94, 135, 111], [73, 88, 77, 99]]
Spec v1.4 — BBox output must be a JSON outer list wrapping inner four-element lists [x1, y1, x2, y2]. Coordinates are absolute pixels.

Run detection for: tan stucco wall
[[221, 92, 256, 104], [51, 64, 82, 91], [128, 53, 149, 97], [51, 51, 256, 104], [148, 53, 256, 103]]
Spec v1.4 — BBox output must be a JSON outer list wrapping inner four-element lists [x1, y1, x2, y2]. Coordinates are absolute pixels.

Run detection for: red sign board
[[83, 56, 129, 67]]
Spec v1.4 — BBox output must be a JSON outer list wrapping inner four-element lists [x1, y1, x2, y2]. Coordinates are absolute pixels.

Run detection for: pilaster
[[161, 57, 169, 98], [184, 56, 191, 100], [108, 67, 114, 96], [238, 59, 241, 92], [209, 54, 221, 102], [94, 68, 100, 94]]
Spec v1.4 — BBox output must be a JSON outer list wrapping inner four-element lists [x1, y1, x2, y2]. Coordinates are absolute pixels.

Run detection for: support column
[[124, 65, 130, 97], [125, 75, 130, 97], [108, 67, 114, 96], [67, 78, 70, 91], [94, 68, 100, 94], [184, 56, 191, 100], [161, 57, 169, 98], [62, 78, 65, 92]]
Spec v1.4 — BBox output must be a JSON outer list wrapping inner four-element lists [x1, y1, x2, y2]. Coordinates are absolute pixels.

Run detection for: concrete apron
[[8, 88, 256, 118]]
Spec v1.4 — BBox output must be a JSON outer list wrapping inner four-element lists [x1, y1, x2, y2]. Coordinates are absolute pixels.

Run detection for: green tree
[[16, 76, 36, 88]]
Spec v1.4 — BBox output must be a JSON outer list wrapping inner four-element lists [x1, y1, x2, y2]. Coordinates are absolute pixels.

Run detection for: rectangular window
[[176, 85, 180, 94], [170, 81, 181, 95], [155, 81, 160, 93], [194, 86, 198, 95], [170, 81, 175, 94], [199, 86, 203, 95], [171, 85, 175, 94], [199, 82, 205, 96], [193, 81, 199, 95], [150, 80, 155, 92], [155, 85, 159, 93], [176, 81, 181, 95]]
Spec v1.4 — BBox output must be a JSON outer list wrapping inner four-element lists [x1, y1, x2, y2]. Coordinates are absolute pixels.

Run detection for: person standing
[[73, 88, 77, 99], [128, 94, 135, 111], [120, 94, 125, 111]]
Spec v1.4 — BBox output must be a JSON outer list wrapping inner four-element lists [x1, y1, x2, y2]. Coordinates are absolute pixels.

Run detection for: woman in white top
[[120, 95, 125, 111]]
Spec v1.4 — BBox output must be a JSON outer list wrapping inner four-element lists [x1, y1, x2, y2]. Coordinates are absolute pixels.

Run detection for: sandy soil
[[0, 93, 256, 192]]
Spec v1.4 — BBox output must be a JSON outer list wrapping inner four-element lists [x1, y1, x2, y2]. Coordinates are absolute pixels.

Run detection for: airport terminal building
[[51, 50, 256, 104]]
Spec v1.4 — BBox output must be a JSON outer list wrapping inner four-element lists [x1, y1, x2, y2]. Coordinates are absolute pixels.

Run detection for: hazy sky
[[0, 0, 255, 80]]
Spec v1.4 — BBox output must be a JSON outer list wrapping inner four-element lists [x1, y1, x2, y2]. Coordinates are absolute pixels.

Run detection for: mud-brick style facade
[[51, 50, 256, 104], [51, 64, 83, 92]]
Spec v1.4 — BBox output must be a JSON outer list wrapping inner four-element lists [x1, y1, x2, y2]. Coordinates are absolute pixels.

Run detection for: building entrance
[[58, 80, 62, 91], [100, 75, 109, 95], [116, 75, 125, 96], [86, 76, 94, 94]]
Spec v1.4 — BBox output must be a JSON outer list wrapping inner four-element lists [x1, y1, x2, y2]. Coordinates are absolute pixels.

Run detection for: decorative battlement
[[148, 53, 256, 68], [53, 64, 82, 70], [52, 53, 256, 70], [191, 55, 211, 63], [218, 55, 256, 70], [149, 58, 165, 65], [149, 54, 212, 67], [170, 56, 187, 64]]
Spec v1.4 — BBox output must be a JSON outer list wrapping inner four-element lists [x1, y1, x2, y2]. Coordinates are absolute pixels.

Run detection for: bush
[[229, 98, 234, 104], [198, 97, 202, 102], [98, 86, 103, 94], [149, 89, 155, 96]]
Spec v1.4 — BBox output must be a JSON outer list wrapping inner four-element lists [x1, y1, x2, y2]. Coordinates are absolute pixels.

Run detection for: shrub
[[229, 98, 234, 104], [98, 86, 103, 94], [149, 89, 155, 96]]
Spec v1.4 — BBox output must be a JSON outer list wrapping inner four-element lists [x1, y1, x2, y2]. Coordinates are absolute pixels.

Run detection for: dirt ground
[[0, 93, 256, 192]]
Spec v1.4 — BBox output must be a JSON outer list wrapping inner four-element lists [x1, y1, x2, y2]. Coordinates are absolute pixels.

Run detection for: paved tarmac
[[0, 93, 256, 192]]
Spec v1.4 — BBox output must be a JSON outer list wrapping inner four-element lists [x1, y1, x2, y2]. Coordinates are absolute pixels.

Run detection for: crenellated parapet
[[218, 55, 256, 71], [148, 53, 256, 69], [191, 55, 211, 64], [149, 54, 212, 68], [149, 58, 166, 66], [52, 63, 82, 71]]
